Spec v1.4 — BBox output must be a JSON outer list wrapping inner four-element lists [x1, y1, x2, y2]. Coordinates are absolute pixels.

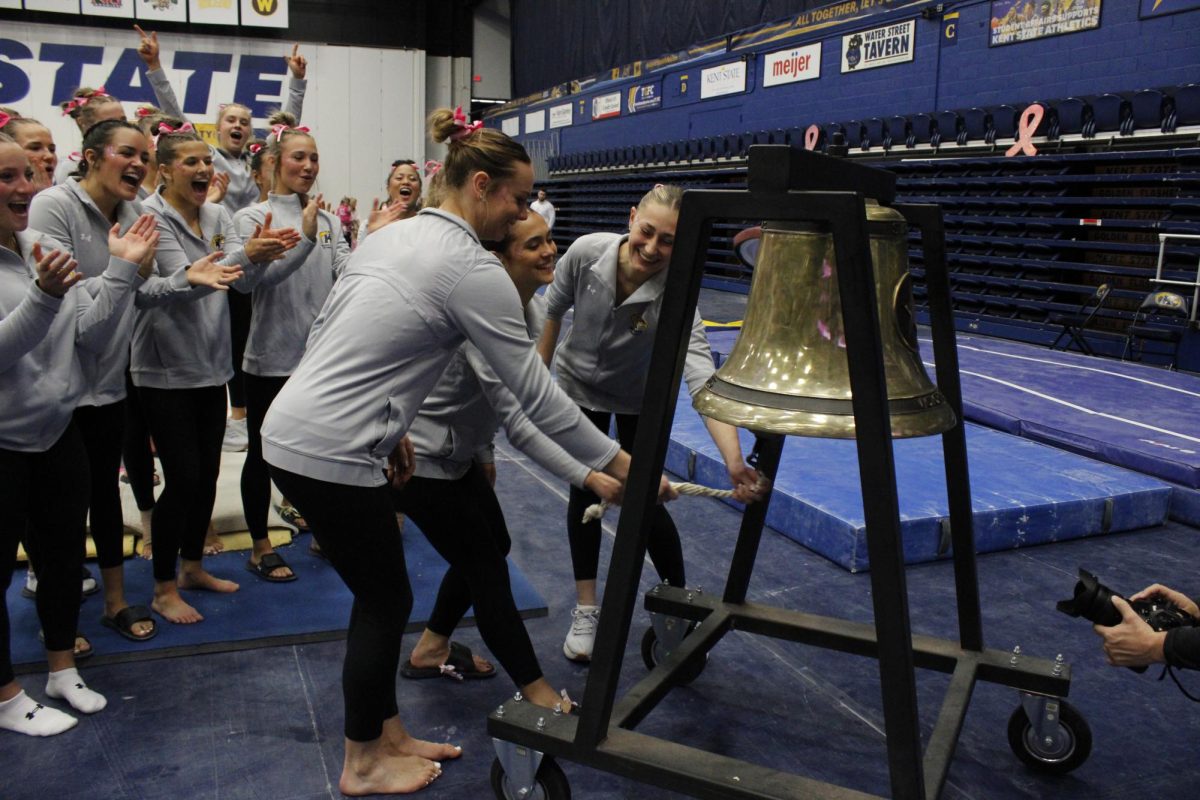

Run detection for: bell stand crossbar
[[487, 145, 1076, 800]]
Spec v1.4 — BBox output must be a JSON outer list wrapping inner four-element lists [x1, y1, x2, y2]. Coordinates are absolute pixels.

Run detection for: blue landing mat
[[7, 523, 547, 671], [666, 391, 1171, 572]]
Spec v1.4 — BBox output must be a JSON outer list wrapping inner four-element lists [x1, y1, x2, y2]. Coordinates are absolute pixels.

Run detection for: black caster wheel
[[1007, 700, 1092, 774], [641, 626, 706, 686], [490, 756, 571, 800]]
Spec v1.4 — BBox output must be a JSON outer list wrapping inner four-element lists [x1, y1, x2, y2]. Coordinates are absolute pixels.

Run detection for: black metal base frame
[[488, 145, 1076, 800]]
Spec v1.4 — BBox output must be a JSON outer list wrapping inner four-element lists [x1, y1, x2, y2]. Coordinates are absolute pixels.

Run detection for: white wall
[[472, 0, 510, 100], [424, 54, 472, 166], [0, 20, 424, 208]]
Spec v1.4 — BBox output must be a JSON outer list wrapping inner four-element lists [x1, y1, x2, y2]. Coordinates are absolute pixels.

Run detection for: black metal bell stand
[[487, 145, 1084, 799]]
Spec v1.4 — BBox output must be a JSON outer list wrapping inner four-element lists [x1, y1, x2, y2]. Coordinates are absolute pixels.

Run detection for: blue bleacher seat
[[963, 108, 989, 144], [1055, 97, 1091, 137], [910, 113, 936, 147], [864, 117, 886, 150], [1176, 84, 1200, 127], [1028, 102, 1053, 137], [937, 111, 964, 146], [841, 121, 865, 149], [989, 105, 1019, 142], [1131, 89, 1167, 133], [888, 115, 911, 148], [823, 122, 844, 147], [1091, 94, 1128, 136]]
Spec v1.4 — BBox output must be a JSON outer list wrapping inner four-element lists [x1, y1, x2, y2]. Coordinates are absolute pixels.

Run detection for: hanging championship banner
[[24, 0, 80, 12], [135, 0, 186, 22], [188, 0, 238, 25], [240, 0, 288, 28], [989, 0, 1101, 46], [841, 20, 915, 73], [82, 0, 135, 17]]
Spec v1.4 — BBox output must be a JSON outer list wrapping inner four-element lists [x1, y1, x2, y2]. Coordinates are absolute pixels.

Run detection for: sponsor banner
[[240, 0, 288, 28], [841, 19, 915, 73], [762, 42, 821, 87], [135, 0, 187, 22], [700, 59, 746, 99], [626, 80, 662, 113], [23, 0, 80, 11], [732, 0, 928, 52], [189, 0, 238, 25], [549, 102, 572, 129], [524, 109, 545, 134], [82, 0, 135, 17], [989, 0, 1101, 46], [1139, 0, 1200, 17], [591, 91, 620, 120], [501, 116, 520, 136], [0, 0, 20, 9]]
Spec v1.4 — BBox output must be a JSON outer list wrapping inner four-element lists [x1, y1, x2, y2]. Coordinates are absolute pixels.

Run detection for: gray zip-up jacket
[[233, 193, 348, 376], [411, 295, 591, 487], [131, 191, 252, 389], [147, 67, 306, 215], [261, 209, 620, 488], [0, 229, 139, 452], [544, 232, 714, 414], [29, 180, 194, 405]]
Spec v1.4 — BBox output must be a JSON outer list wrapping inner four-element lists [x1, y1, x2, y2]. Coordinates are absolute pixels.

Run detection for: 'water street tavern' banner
[[841, 20, 915, 73], [989, 0, 1102, 46]]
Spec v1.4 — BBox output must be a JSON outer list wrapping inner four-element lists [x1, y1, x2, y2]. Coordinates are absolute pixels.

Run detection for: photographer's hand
[[1094, 596, 1167, 667], [1130, 584, 1200, 621]]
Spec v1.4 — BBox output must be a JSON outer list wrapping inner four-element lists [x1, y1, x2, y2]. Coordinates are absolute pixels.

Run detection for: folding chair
[[1122, 290, 1192, 368], [1048, 284, 1110, 355]]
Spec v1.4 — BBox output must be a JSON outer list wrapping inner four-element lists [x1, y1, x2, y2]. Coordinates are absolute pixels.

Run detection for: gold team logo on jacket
[[630, 315, 648, 335], [317, 230, 333, 246], [211, 233, 225, 251]]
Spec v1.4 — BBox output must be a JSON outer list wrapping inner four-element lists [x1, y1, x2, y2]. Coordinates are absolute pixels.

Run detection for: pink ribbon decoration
[[269, 123, 311, 141], [151, 122, 195, 148], [135, 106, 156, 118], [423, 160, 442, 178], [248, 142, 264, 155], [0, 111, 10, 129], [1006, 103, 1044, 157], [62, 85, 111, 115], [804, 124, 821, 151], [449, 106, 483, 141]]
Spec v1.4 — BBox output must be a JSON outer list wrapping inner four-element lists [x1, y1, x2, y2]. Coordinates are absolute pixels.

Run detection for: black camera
[[1057, 568, 1194, 632]]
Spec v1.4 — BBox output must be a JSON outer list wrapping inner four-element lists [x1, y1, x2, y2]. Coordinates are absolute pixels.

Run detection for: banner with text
[[700, 59, 747, 99], [841, 19, 914, 73], [81, 1, 134, 19], [762, 42, 821, 87], [989, 0, 1101, 46]]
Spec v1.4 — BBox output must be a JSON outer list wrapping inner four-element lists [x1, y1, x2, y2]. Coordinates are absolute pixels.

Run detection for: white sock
[[45, 668, 107, 714], [0, 690, 77, 736]]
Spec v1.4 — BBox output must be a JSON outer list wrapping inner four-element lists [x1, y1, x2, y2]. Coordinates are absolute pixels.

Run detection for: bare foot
[[152, 587, 203, 624], [178, 569, 239, 594], [382, 717, 463, 762], [140, 538, 153, 560], [203, 528, 224, 556], [340, 745, 442, 796]]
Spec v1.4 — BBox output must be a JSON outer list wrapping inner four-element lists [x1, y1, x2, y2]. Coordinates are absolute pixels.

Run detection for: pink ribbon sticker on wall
[[1006, 103, 1044, 157], [804, 124, 821, 151]]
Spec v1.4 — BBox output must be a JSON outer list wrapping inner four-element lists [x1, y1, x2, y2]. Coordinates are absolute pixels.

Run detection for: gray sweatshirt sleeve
[[231, 206, 316, 292], [446, 262, 619, 471], [133, 215, 214, 308], [0, 283, 61, 372], [147, 68, 187, 124], [682, 309, 717, 397], [285, 77, 306, 121], [543, 243, 581, 321], [74, 257, 140, 354], [26, 192, 93, 293], [464, 343, 592, 487]]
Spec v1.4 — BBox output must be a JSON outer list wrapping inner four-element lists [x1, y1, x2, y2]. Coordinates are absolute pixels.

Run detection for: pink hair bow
[[269, 123, 311, 141], [424, 160, 443, 178], [152, 122, 195, 147], [449, 106, 482, 141], [61, 86, 112, 115], [135, 106, 156, 119], [248, 142, 264, 155], [0, 111, 10, 129]]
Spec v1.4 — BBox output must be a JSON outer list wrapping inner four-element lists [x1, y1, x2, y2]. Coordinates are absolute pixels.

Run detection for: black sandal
[[100, 605, 158, 642]]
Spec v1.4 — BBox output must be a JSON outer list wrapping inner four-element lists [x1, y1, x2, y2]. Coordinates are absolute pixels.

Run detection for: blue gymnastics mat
[[7, 522, 547, 671], [666, 389, 1171, 573]]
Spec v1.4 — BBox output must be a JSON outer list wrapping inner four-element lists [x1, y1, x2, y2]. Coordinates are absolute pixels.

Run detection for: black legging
[[567, 407, 685, 587], [240, 373, 288, 542], [227, 289, 252, 409], [394, 464, 541, 688], [122, 371, 156, 512], [139, 386, 226, 583], [74, 400, 128, 570], [0, 425, 89, 684], [270, 466, 412, 742]]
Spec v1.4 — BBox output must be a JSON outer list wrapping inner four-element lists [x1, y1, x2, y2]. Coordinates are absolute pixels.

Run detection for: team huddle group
[[0, 24, 765, 796]]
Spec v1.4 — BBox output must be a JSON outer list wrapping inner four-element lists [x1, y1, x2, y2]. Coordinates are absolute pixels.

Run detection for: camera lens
[[1056, 569, 1124, 627]]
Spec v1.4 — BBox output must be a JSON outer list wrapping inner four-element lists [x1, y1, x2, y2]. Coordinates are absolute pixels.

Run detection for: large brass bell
[[693, 200, 956, 438]]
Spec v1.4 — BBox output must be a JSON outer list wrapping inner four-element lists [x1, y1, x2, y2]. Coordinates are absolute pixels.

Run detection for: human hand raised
[[366, 197, 410, 235], [133, 25, 161, 71], [31, 244, 80, 298], [285, 44, 308, 79], [107, 214, 160, 276], [301, 192, 323, 240], [206, 172, 230, 205], [185, 252, 242, 290]]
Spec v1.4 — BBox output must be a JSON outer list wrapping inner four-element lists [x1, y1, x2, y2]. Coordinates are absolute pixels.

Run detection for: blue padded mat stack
[[668, 387, 1170, 572], [7, 522, 547, 670]]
